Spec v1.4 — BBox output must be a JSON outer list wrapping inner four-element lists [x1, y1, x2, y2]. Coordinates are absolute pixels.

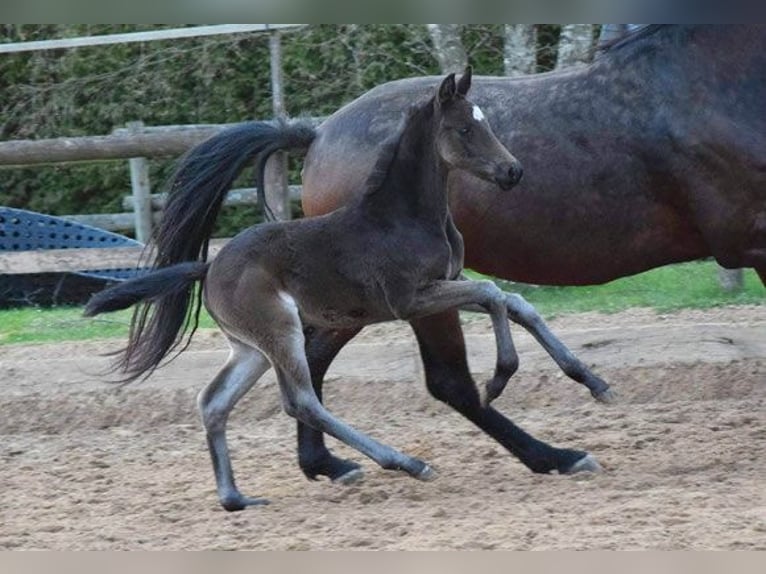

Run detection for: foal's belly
[[295, 295, 395, 329]]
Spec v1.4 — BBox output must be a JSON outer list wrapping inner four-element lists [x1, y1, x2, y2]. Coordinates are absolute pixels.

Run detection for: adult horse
[[254, 25, 765, 484], [304, 25, 766, 286]]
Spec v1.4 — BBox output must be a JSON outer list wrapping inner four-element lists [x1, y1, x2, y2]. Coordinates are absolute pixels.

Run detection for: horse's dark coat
[[303, 25, 766, 285]]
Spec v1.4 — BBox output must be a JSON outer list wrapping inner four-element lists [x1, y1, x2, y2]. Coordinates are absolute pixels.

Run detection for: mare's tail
[[84, 262, 210, 381], [84, 120, 316, 381], [155, 120, 317, 266]]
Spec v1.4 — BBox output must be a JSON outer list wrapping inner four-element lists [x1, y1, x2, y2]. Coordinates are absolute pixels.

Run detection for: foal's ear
[[438, 72, 457, 105], [456, 65, 472, 96]]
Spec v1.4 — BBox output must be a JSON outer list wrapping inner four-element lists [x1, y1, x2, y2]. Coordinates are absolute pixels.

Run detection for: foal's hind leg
[[297, 325, 364, 483], [259, 301, 433, 480], [503, 293, 614, 403], [197, 339, 271, 511]]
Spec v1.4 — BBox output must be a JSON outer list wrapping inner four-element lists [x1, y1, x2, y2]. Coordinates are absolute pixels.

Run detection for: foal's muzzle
[[495, 160, 524, 190]]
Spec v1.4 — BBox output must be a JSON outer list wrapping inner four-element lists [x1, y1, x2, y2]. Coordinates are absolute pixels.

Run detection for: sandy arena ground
[[1, 306, 764, 550]]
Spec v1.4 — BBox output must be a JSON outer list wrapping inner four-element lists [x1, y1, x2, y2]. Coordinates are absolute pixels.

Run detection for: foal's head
[[433, 67, 523, 190]]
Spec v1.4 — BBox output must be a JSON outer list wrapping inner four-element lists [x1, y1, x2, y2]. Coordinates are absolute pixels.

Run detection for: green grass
[[1, 261, 763, 346], [0, 305, 217, 346], [467, 260, 765, 317]]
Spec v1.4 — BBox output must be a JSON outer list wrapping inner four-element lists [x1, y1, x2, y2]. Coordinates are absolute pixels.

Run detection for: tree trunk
[[503, 25, 537, 76], [556, 24, 596, 69], [599, 24, 643, 44], [426, 24, 467, 73]]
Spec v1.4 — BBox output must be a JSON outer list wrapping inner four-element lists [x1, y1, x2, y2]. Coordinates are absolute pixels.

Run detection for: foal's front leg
[[400, 279, 518, 406], [454, 275, 613, 403], [503, 293, 614, 402]]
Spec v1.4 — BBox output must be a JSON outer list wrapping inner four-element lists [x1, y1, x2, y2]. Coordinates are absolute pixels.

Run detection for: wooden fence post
[[127, 121, 153, 243], [717, 266, 744, 292], [264, 30, 290, 221]]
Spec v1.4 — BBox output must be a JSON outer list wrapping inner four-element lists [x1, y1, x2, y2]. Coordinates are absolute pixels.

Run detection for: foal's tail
[[85, 120, 316, 381], [84, 262, 210, 381]]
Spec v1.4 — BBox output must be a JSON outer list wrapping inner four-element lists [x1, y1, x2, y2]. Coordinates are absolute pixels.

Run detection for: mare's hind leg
[[755, 265, 766, 287], [298, 325, 364, 483], [197, 339, 271, 511], [411, 310, 601, 475], [503, 293, 613, 402]]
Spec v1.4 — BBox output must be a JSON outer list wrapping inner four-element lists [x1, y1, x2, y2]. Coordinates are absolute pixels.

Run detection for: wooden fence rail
[[0, 125, 229, 167], [0, 119, 322, 239], [0, 240, 229, 275], [56, 186, 304, 233]]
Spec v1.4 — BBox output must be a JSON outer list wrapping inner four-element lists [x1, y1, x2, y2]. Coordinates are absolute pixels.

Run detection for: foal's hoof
[[414, 463, 437, 481], [592, 387, 617, 404], [563, 454, 603, 475], [220, 494, 271, 512], [332, 467, 365, 485]]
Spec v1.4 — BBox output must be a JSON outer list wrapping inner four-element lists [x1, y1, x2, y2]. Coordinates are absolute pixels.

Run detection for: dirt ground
[[1, 305, 764, 550]]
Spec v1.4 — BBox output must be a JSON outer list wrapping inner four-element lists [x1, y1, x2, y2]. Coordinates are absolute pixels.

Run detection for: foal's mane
[[362, 96, 437, 197]]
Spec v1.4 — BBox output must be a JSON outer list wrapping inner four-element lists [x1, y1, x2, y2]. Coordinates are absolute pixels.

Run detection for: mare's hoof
[[593, 387, 617, 404], [220, 495, 271, 512], [563, 454, 603, 475], [332, 467, 365, 485]]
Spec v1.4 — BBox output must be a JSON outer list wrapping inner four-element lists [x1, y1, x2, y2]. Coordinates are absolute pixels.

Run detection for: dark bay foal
[[86, 69, 606, 511]]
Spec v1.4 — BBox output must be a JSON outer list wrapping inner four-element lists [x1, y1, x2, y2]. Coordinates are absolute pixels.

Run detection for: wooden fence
[[0, 118, 321, 237], [0, 24, 305, 255]]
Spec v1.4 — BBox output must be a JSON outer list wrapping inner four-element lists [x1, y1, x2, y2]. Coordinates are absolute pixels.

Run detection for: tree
[[426, 24, 467, 73], [503, 25, 537, 76], [556, 24, 596, 69]]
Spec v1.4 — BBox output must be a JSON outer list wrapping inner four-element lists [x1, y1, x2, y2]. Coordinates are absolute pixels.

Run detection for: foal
[[86, 70, 529, 510]]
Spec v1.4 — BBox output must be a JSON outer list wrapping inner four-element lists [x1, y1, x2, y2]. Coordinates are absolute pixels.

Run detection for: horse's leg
[[399, 279, 517, 406], [503, 292, 614, 402], [410, 310, 601, 474], [298, 325, 364, 483], [251, 297, 434, 481], [197, 339, 272, 511], [757, 266, 766, 287]]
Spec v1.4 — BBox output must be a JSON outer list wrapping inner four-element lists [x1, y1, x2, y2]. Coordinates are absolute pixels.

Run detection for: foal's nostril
[[494, 161, 523, 190], [510, 163, 524, 185], [498, 162, 523, 189]]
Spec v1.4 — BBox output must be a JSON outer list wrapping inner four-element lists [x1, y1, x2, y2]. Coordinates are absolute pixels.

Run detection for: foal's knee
[[505, 293, 540, 324], [498, 352, 520, 379], [475, 280, 506, 307]]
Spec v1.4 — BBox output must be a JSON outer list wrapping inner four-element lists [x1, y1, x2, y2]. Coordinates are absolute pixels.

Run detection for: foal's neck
[[362, 104, 449, 225]]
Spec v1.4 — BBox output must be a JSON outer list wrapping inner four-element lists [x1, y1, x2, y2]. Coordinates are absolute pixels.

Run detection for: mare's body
[[303, 25, 766, 285]]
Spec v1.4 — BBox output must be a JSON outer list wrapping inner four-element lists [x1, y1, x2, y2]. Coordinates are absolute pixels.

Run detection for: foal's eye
[[457, 126, 472, 136]]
